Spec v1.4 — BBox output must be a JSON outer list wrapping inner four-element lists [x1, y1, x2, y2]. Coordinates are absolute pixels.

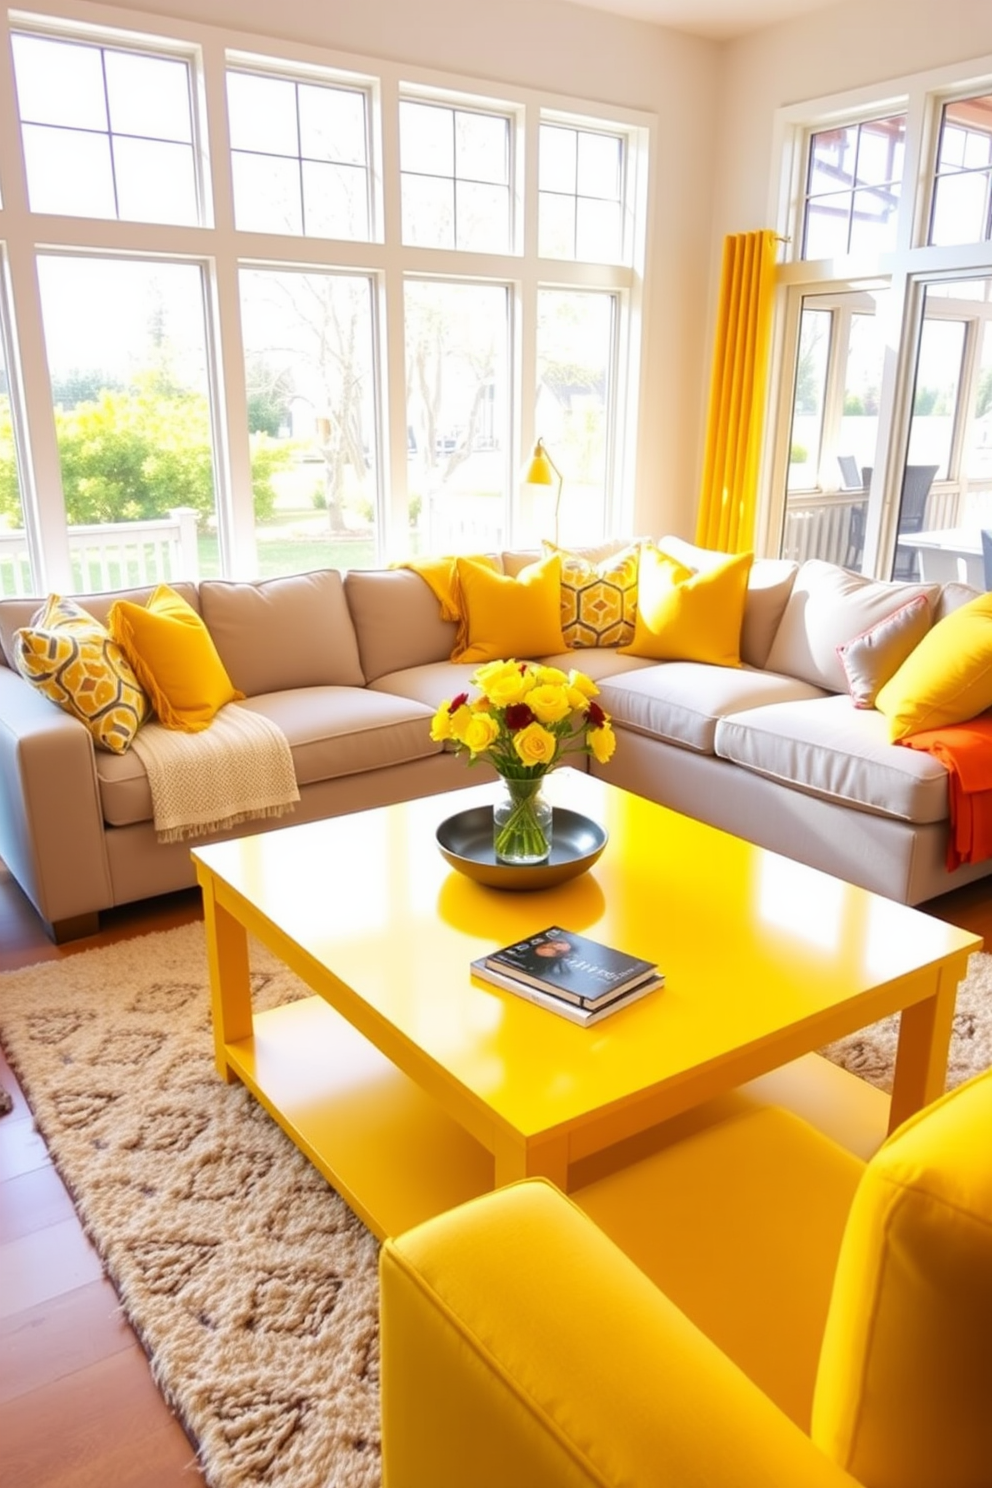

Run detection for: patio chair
[[837, 454, 863, 490], [892, 463, 939, 580], [843, 462, 873, 570], [982, 528, 992, 590]]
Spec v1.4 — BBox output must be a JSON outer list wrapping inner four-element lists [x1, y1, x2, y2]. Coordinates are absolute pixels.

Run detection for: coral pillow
[[109, 584, 244, 732], [13, 594, 150, 754], [874, 592, 992, 741], [451, 554, 566, 664], [619, 544, 753, 666], [544, 541, 641, 648], [836, 593, 932, 709]]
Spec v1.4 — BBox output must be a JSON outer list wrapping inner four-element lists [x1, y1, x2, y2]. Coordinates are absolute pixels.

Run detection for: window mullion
[[202, 36, 255, 577], [2, 240, 74, 591], [378, 73, 410, 559]]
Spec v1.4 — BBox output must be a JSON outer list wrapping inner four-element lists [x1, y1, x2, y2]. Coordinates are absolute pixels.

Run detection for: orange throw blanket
[[899, 714, 992, 869]]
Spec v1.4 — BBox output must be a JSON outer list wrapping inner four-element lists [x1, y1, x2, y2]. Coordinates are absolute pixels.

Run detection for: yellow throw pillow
[[874, 592, 992, 740], [13, 594, 150, 754], [811, 1068, 992, 1487], [109, 584, 243, 732], [544, 541, 641, 648], [619, 543, 753, 666], [451, 554, 566, 664]]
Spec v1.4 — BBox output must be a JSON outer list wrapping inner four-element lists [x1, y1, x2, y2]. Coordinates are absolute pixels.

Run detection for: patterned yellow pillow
[[544, 541, 641, 648], [13, 594, 150, 754]]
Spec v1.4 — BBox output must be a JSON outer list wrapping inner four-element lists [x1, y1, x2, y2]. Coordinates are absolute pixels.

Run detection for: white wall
[[95, 0, 722, 538]]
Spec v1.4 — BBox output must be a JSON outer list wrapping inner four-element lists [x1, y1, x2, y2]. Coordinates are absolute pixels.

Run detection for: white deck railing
[[782, 484, 966, 569], [0, 507, 200, 597]]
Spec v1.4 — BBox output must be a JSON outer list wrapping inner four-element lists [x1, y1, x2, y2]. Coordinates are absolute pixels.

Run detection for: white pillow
[[764, 560, 940, 693]]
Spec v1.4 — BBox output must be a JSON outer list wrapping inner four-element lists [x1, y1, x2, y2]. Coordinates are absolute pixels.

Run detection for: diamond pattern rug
[[0, 923, 989, 1487]]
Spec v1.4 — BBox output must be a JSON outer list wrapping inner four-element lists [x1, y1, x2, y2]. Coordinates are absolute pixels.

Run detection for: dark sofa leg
[[47, 911, 101, 944]]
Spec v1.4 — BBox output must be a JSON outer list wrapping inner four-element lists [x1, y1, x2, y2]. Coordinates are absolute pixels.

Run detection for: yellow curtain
[[695, 229, 778, 554]]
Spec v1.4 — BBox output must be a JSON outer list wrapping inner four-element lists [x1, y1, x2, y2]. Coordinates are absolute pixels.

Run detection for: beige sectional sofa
[[0, 543, 988, 941]]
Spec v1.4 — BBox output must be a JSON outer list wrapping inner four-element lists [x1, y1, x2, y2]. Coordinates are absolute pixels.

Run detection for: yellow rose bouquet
[[430, 659, 617, 864]]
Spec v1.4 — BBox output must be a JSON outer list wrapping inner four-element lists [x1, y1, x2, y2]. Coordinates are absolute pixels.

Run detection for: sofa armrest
[[0, 664, 113, 932], [380, 1179, 861, 1488]]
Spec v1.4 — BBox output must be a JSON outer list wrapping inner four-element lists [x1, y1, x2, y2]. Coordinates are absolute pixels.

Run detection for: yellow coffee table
[[192, 770, 980, 1241]]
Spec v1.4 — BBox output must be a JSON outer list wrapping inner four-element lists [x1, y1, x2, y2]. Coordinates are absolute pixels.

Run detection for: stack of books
[[471, 925, 663, 1026]]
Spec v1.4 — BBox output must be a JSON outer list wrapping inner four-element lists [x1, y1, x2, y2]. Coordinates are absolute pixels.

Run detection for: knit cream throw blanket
[[131, 703, 300, 844]]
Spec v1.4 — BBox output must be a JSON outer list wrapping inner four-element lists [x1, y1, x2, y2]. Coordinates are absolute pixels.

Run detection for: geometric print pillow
[[13, 594, 150, 754], [545, 541, 642, 648]]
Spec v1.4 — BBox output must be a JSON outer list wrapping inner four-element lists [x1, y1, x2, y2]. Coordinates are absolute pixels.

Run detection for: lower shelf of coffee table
[[223, 995, 495, 1241]]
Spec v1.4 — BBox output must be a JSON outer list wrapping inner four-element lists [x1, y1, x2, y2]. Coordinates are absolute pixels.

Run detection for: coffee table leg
[[888, 962, 960, 1133], [199, 871, 254, 1083], [494, 1130, 569, 1190]]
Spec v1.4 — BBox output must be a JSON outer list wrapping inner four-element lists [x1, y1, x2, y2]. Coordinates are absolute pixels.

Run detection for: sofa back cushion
[[199, 569, 365, 695], [764, 560, 940, 692], [0, 582, 201, 671], [812, 1068, 992, 1488], [344, 567, 459, 682]]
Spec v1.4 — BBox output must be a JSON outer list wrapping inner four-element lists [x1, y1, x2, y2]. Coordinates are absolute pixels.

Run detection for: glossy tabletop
[[192, 769, 980, 1238]]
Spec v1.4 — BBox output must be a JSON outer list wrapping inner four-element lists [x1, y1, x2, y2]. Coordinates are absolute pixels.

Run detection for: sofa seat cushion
[[372, 650, 654, 709], [715, 695, 950, 824], [96, 689, 438, 827], [370, 661, 489, 713], [597, 665, 827, 755]]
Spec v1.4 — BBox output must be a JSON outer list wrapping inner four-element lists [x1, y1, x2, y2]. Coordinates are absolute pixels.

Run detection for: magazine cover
[[486, 926, 659, 1007]]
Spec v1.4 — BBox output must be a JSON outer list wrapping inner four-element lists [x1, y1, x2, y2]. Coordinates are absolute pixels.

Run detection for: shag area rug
[[0, 924, 989, 1488]]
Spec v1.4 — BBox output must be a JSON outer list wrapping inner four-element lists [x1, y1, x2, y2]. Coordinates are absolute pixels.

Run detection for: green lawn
[[195, 531, 378, 579]]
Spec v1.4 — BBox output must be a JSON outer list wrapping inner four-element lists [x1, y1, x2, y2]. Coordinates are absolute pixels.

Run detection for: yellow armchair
[[380, 1068, 992, 1488]]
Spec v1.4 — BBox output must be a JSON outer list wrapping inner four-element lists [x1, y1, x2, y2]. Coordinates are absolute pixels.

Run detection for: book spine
[[472, 961, 662, 1025]]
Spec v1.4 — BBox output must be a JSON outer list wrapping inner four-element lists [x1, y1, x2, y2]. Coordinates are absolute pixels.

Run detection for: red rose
[[449, 692, 469, 713], [586, 700, 606, 728], [504, 703, 535, 731]]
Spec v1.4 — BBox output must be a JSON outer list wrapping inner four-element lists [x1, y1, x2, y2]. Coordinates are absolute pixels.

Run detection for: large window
[[11, 32, 199, 225], [0, 297, 30, 593], [404, 279, 510, 552], [772, 77, 992, 583], [227, 69, 371, 241], [538, 121, 626, 264], [399, 99, 511, 253], [0, 9, 650, 596], [36, 254, 219, 589], [930, 94, 992, 247], [801, 113, 906, 260]]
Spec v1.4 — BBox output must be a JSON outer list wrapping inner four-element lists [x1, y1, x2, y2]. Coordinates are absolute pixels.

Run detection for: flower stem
[[494, 776, 552, 863]]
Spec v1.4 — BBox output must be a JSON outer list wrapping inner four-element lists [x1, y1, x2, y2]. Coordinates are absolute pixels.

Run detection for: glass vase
[[493, 774, 553, 865]]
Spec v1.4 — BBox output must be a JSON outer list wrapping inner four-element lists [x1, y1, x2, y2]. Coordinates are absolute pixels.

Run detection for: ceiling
[[558, 0, 838, 41]]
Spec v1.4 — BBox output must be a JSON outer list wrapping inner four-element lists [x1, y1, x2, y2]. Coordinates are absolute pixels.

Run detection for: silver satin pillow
[[836, 592, 933, 708]]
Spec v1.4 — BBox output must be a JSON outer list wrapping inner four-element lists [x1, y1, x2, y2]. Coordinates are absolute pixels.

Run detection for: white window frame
[[763, 58, 992, 578], [0, 1, 654, 593]]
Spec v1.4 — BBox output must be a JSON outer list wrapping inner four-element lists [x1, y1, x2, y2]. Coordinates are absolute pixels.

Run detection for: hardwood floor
[[0, 860, 989, 1487], [0, 867, 207, 1487]]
